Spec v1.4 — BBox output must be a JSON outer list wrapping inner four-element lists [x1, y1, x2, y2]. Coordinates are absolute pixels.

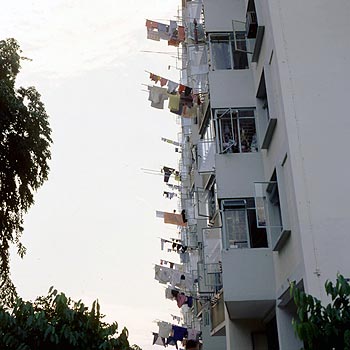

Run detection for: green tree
[[0, 38, 52, 304], [0, 287, 141, 349], [291, 274, 350, 350]]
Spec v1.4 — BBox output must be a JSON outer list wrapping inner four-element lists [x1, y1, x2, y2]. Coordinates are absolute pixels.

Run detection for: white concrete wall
[[222, 248, 275, 301], [203, 0, 245, 32], [215, 152, 264, 198], [209, 70, 256, 108], [267, 0, 350, 300]]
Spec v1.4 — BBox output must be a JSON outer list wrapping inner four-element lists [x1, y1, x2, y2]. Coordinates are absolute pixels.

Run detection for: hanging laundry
[[169, 20, 178, 38], [156, 211, 165, 219], [168, 93, 181, 112], [152, 332, 166, 346], [167, 80, 179, 94], [172, 325, 188, 342], [171, 314, 182, 324], [166, 336, 178, 349], [157, 23, 170, 40], [166, 183, 181, 191], [147, 29, 160, 41], [154, 265, 172, 284], [178, 26, 185, 41], [162, 166, 175, 183], [187, 329, 200, 341], [145, 19, 159, 29], [158, 321, 173, 338], [161, 137, 181, 147], [148, 86, 168, 109], [168, 38, 180, 47], [187, 22, 205, 43], [163, 191, 176, 199], [165, 287, 175, 300], [164, 212, 187, 226], [184, 2, 202, 22], [150, 73, 160, 83], [178, 84, 186, 94], [160, 77, 168, 87]]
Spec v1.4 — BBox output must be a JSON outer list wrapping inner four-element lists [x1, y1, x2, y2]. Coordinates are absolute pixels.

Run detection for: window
[[257, 70, 277, 149], [209, 33, 249, 70], [256, 71, 270, 123], [254, 170, 290, 249], [221, 198, 268, 249], [214, 108, 258, 154], [197, 116, 216, 173], [196, 183, 218, 220]]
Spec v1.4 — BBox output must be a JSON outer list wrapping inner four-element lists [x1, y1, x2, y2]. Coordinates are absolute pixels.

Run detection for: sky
[[1, 1, 184, 348]]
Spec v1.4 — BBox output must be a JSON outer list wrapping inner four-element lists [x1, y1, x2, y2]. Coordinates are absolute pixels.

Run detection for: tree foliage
[[291, 274, 350, 350], [0, 38, 52, 304], [0, 287, 141, 350]]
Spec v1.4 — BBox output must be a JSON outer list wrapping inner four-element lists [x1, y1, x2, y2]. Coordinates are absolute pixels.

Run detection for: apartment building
[[148, 0, 350, 349]]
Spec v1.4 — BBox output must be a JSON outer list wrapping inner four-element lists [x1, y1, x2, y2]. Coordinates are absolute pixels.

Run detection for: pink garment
[[176, 293, 187, 308], [160, 77, 168, 87]]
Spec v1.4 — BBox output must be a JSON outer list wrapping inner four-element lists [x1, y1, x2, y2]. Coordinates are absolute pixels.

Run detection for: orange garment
[[178, 26, 185, 41], [168, 38, 180, 47], [146, 19, 158, 29], [164, 212, 187, 226]]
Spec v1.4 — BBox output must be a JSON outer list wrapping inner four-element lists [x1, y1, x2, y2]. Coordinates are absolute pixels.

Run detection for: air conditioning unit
[[246, 11, 258, 38]]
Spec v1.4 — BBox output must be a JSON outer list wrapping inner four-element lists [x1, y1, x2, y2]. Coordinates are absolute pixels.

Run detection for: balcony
[[221, 248, 275, 319], [215, 152, 264, 199], [197, 139, 215, 173], [210, 291, 226, 336]]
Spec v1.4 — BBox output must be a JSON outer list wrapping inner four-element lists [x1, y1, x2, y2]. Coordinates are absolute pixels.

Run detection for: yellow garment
[[167, 93, 180, 112]]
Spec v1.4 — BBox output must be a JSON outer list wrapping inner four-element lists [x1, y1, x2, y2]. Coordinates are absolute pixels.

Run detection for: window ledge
[[252, 26, 265, 63], [272, 229, 291, 252], [261, 118, 277, 149]]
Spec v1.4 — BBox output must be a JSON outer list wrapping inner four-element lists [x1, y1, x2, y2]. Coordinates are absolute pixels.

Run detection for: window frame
[[213, 108, 258, 154], [208, 32, 250, 71], [221, 198, 268, 249]]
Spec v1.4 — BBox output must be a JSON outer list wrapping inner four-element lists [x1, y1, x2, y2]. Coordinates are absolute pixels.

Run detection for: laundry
[[171, 290, 194, 308], [162, 166, 176, 183], [167, 80, 179, 94], [178, 26, 185, 41], [158, 321, 172, 338], [157, 23, 170, 40], [161, 137, 181, 147], [147, 28, 160, 41], [172, 325, 188, 342], [145, 19, 159, 29], [148, 86, 168, 109], [187, 329, 200, 341], [166, 336, 178, 349], [168, 93, 181, 112], [166, 183, 181, 191], [150, 73, 160, 83], [160, 77, 168, 87], [152, 332, 166, 346], [154, 265, 172, 284], [164, 212, 187, 227], [171, 314, 182, 324]]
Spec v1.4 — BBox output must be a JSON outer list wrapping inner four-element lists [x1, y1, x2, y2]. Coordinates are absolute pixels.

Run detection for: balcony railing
[[210, 291, 225, 335]]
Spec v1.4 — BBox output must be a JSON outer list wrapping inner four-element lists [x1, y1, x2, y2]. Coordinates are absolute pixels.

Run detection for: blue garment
[[172, 325, 188, 342]]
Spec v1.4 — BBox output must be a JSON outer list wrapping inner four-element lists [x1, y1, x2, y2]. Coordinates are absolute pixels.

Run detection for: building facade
[[149, 0, 350, 349]]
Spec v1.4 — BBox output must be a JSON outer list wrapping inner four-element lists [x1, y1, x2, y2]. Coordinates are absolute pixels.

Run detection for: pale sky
[[1, 1, 184, 349]]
